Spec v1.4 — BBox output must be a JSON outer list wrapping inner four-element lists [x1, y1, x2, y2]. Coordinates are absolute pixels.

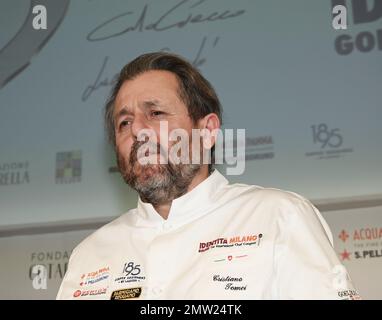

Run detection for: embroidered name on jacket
[[213, 275, 248, 291], [198, 233, 263, 253]]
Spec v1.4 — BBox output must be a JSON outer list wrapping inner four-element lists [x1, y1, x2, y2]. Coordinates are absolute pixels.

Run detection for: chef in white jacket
[[57, 52, 360, 300]]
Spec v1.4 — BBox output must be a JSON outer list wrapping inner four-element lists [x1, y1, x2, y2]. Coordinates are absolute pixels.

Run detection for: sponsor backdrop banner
[[0, 230, 93, 299], [0, 0, 381, 299], [323, 205, 382, 300]]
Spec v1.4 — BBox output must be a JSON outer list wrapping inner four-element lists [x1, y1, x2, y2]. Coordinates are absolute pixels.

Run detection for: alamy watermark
[[133, 121, 246, 175], [31, 264, 47, 290], [32, 5, 47, 30]]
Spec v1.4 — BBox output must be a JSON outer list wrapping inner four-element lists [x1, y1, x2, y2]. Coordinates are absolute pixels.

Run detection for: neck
[[153, 165, 210, 220]]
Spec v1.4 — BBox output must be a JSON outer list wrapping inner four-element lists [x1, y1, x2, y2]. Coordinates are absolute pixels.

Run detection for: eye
[[119, 120, 132, 129], [150, 110, 164, 117]]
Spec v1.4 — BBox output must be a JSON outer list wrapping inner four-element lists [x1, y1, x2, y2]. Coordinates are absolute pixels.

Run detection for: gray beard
[[117, 141, 201, 206]]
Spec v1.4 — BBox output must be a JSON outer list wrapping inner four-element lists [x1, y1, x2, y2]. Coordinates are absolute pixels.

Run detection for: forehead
[[114, 70, 181, 110]]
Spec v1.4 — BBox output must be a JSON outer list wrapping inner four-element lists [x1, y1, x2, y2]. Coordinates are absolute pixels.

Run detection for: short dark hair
[[104, 52, 223, 169]]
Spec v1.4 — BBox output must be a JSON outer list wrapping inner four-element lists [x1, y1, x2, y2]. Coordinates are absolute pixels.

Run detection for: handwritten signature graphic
[[86, 0, 245, 42], [82, 36, 220, 102]]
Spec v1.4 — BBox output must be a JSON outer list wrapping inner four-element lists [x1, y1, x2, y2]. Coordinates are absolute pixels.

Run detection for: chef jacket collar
[[136, 169, 228, 225]]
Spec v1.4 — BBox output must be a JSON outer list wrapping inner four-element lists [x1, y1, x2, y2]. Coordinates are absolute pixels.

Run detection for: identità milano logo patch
[[55, 151, 82, 184]]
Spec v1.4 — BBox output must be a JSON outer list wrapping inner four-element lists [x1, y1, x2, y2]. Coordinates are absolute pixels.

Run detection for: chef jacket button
[[162, 222, 172, 231]]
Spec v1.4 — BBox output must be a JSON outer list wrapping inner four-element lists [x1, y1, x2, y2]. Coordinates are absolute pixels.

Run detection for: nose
[[131, 114, 150, 139]]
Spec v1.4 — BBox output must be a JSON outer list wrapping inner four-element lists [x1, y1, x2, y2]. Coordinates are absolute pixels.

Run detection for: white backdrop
[[0, 0, 381, 299]]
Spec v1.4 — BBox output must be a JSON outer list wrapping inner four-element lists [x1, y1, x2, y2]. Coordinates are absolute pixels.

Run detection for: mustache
[[129, 140, 178, 175], [129, 140, 171, 165]]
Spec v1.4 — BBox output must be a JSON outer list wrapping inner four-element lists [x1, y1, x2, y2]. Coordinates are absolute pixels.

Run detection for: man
[[57, 52, 360, 300]]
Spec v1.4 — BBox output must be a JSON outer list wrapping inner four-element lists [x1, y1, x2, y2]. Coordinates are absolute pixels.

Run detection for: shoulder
[[70, 209, 137, 259], [56, 211, 136, 299], [225, 180, 313, 209], [224, 181, 330, 233]]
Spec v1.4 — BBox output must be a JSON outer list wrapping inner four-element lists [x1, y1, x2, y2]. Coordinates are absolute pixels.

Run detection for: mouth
[[134, 142, 168, 165], [136, 151, 166, 165]]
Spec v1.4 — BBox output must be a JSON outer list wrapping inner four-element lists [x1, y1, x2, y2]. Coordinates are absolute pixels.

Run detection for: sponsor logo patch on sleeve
[[110, 287, 142, 300]]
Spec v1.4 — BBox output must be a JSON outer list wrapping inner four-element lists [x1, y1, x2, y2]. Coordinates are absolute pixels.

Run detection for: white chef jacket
[[57, 170, 360, 300]]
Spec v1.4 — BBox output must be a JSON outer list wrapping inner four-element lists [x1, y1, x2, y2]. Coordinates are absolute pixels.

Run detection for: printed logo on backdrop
[[228, 136, 275, 162], [29, 250, 70, 289], [331, 0, 382, 55], [114, 261, 146, 284], [55, 150, 82, 184], [337, 227, 382, 261], [0, 161, 29, 185], [305, 123, 353, 160]]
